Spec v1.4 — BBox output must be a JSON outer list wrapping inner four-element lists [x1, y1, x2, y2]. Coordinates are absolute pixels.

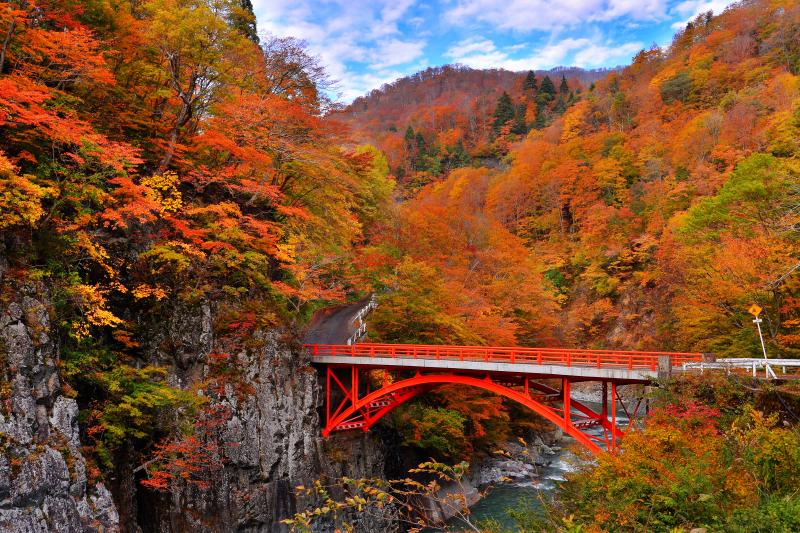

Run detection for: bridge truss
[[308, 343, 702, 454]]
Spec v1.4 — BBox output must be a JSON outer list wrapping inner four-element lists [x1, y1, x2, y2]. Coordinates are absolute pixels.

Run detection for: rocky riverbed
[[476, 435, 563, 486]]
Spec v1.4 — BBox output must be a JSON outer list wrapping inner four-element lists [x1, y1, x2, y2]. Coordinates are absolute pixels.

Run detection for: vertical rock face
[[131, 310, 397, 533], [0, 253, 393, 532], [0, 280, 119, 533]]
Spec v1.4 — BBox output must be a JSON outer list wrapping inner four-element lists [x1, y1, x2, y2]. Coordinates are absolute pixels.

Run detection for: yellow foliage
[[767, 99, 800, 156], [0, 152, 56, 229], [275, 235, 299, 264], [560, 100, 589, 143], [70, 284, 124, 339], [593, 157, 627, 204], [141, 171, 183, 214], [766, 72, 799, 111], [76, 231, 116, 278], [131, 284, 168, 300]]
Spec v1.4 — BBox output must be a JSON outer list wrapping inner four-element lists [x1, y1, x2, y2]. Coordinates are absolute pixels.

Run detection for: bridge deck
[[307, 343, 702, 382]]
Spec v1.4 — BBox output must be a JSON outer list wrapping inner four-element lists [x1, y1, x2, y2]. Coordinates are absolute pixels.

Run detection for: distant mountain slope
[[345, 65, 612, 116], [336, 65, 615, 177]]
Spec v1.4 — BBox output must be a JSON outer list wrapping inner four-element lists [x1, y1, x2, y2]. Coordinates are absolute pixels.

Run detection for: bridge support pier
[[562, 378, 571, 429], [611, 381, 617, 449]]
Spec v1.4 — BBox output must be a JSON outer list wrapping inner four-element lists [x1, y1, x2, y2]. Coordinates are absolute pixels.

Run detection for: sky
[[252, 0, 737, 103]]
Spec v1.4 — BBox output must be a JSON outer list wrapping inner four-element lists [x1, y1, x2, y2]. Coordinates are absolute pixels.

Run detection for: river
[[445, 439, 580, 531], [446, 403, 629, 532]]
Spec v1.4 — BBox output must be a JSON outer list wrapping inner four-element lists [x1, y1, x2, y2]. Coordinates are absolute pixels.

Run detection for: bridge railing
[[683, 358, 800, 379], [306, 343, 702, 371], [345, 294, 378, 346]]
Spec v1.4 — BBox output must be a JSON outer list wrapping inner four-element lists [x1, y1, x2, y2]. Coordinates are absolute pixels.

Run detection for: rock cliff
[[0, 247, 394, 532], [0, 272, 119, 532], [131, 323, 395, 532]]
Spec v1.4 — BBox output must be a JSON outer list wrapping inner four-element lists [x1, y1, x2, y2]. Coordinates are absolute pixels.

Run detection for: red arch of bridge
[[323, 372, 622, 455]]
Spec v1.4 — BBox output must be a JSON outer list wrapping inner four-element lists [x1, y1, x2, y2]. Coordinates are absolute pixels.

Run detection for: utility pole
[[754, 317, 768, 360]]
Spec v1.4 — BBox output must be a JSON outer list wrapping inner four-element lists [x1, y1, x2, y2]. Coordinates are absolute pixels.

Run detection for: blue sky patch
[[253, 0, 736, 102]]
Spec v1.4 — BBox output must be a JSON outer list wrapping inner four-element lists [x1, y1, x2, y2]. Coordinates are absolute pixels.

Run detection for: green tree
[[404, 125, 415, 144], [230, 0, 259, 43], [403, 125, 416, 171], [559, 74, 569, 94], [523, 70, 538, 93], [533, 103, 547, 129], [553, 96, 566, 115], [413, 131, 430, 171], [415, 131, 427, 155], [444, 140, 470, 170], [539, 75, 556, 96], [512, 103, 528, 134], [660, 71, 692, 104], [492, 91, 515, 135]]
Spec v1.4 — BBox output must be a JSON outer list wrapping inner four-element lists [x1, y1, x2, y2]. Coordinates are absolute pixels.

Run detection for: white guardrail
[[683, 358, 800, 379], [345, 294, 378, 346]]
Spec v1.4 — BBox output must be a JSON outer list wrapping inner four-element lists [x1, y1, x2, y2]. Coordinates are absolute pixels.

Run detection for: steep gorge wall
[[128, 312, 395, 532], [0, 256, 119, 532], [0, 248, 394, 532]]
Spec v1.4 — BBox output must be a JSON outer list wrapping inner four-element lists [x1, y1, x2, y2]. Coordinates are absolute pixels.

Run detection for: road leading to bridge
[[303, 296, 374, 344]]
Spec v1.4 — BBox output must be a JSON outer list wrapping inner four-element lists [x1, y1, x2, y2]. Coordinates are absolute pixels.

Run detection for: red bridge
[[305, 343, 703, 454]]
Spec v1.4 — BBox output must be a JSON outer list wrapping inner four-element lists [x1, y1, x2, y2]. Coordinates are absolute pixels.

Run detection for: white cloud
[[600, 0, 669, 21], [370, 39, 426, 69], [252, 0, 425, 101], [445, 37, 498, 58], [574, 41, 644, 65], [339, 70, 410, 102], [446, 36, 642, 71], [669, 0, 737, 29], [444, 0, 669, 32], [250, 0, 726, 103]]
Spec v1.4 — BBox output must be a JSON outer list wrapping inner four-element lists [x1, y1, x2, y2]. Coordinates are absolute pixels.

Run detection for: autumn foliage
[[340, 0, 800, 458], [355, 1, 800, 359], [3, 0, 800, 512], [0, 0, 391, 487], [541, 374, 800, 532]]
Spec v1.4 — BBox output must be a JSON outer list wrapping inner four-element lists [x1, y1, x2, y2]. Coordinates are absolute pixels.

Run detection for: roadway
[[303, 296, 374, 344]]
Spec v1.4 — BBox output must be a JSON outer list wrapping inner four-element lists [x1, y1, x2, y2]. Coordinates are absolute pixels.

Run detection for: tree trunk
[[158, 65, 197, 172], [0, 15, 17, 73]]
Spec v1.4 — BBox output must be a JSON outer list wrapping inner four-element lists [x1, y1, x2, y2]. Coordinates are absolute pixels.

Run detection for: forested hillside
[[2, 0, 800, 530], [0, 0, 393, 529], [327, 0, 800, 459], [351, 0, 800, 359], [340, 65, 612, 188]]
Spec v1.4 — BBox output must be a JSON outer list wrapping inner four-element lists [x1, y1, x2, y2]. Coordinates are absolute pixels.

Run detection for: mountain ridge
[[345, 64, 617, 113]]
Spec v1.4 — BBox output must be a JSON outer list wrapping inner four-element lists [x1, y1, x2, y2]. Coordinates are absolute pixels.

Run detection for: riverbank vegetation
[[486, 374, 800, 532]]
